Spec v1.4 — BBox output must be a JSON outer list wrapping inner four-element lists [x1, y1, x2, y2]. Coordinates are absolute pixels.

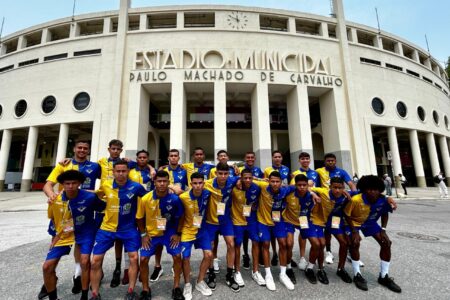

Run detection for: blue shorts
[[180, 231, 212, 259], [140, 233, 182, 257], [300, 223, 325, 239], [46, 245, 72, 260], [327, 225, 345, 236], [92, 229, 140, 255], [345, 223, 382, 237], [76, 238, 95, 255], [285, 222, 300, 234], [94, 212, 104, 229], [257, 221, 287, 242], [204, 217, 234, 242], [47, 220, 56, 237]]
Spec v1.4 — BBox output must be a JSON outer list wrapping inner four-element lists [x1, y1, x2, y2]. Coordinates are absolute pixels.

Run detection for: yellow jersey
[[47, 195, 75, 247], [179, 189, 211, 242]]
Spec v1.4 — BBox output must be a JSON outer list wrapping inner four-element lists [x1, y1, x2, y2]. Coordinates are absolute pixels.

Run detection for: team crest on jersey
[[127, 192, 135, 199], [77, 206, 86, 212], [123, 203, 132, 214], [166, 205, 173, 211], [76, 215, 85, 225], [86, 169, 93, 174]]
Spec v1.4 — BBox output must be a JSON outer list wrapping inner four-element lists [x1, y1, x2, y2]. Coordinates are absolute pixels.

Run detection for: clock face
[[227, 11, 248, 30]]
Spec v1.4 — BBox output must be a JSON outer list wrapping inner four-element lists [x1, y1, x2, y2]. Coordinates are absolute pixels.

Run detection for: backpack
[[433, 175, 441, 183]]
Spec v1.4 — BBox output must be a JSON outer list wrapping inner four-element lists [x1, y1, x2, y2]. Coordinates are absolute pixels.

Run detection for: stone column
[[20, 127, 39, 192], [439, 135, 450, 186], [169, 81, 187, 162], [409, 129, 426, 187], [387, 126, 403, 187], [426, 132, 440, 178], [287, 85, 313, 171], [251, 83, 272, 168], [125, 85, 150, 158], [214, 81, 227, 163], [55, 123, 69, 164], [0, 129, 13, 191]]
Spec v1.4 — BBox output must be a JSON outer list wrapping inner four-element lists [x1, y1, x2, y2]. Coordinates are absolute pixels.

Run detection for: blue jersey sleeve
[[128, 160, 137, 169], [341, 169, 352, 183], [136, 184, 148, 197]]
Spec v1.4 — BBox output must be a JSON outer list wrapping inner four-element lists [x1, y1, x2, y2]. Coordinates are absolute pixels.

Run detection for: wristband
[[140, 232, 147, 237]]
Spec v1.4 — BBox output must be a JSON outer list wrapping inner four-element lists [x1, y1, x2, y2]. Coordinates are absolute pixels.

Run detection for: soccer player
[[41, 139, 101, 297], [137, 170, 184, 300], [178, 172, 214, 299], [315, 153, 356, 265], [238, 152, 263, 269], [203, 162, 240, 292], [344, 175, 401, 293], [181, 147, 214, 184], [128, 149, 154, 192], [289, 152, 319, 270], [231, 168, 265, 287], [255, 171, 295, 291], [89, 159, 148, 300]]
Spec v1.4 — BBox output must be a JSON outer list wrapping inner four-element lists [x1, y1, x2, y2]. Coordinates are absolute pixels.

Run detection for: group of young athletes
[[40, 139, 402, 300]]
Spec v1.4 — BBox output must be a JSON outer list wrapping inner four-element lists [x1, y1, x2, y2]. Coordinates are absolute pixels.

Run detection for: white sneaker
[[183, 283, 193, 300], [325, 251, 334, 264], [298, 257, 308, 271], [359, 260, 365, 267], [279, 273, 295, 290], [234, 271, 245, 287], [213, 258, 220, 273], [195, 281, 213, 296], [252, 271, 266, 286], [265, 274, 276, 291]]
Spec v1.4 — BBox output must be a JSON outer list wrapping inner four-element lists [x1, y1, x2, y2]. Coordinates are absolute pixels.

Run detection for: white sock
[[265, 267, 272, 277], [287, 263, 291, 269], [351, 259, 361, 276], [307, 262, 315, 270], [74, 263, 81, 277], [280, 266, 286, 275], [124, 252, 130, 267], [380, 260, 390, 277]]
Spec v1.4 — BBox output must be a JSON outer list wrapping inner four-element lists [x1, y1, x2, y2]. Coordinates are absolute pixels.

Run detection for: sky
[[0, 0, 448, 66]]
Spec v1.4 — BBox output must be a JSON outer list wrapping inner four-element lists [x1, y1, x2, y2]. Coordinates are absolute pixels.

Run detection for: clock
[[227, 11, 248, 30]]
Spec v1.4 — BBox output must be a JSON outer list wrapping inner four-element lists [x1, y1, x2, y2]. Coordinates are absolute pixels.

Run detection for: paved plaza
[[0, 188, 449, 300]]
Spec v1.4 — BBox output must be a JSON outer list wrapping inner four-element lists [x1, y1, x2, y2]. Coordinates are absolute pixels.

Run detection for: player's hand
[[311, 192, 321, 204], [236, 179, 242, 190], [148, 165, 156, 178], [169, 184, 183, 195], [58, 158, 71, 166], [234, 165, 240, 175], [343, 190, 352, 200], [47, 191, 59, 204], [351, 230, 361, 247], [123, 157, 131, 162], [170, 234, 181, 249], [387, 196, 397, 210], [49, 235, 60, 250], [141, 235, 151, 250]]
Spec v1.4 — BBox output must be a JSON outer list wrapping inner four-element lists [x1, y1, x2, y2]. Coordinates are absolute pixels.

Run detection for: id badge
[[193, 215, 203, 228], [299, 216, 309, 229], [62, 218, 74, 233], [156, 217, 167, 230], [217, 203, 225, 216], [331, 216, 341, 229], [243, 205, 252, 217], [272, 211, 281, 222]]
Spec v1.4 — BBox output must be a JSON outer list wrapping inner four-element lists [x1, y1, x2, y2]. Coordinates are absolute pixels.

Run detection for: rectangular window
[[360, 57, 381, 66], [25, 31, 42, 48], [44, 53, 68, 61], [49, 25, 70, 41], [260, 15, 288, 32], [406, 69, 420, 77], [328, 24, 337, 39], [356, 30, 375, 46], [184, 13, 215, 28], [385, 63, 403, 72], [435, 83, 442, 89], [422, 76, 433, 84], [148, 13, 177, 29], [0, 64, 14, 73], [295, 19, 320, 35], [18, 58, 39, 67], [128, 15, 140, 31], [79, 19, 104, 36], [73, 49, 102, 57]]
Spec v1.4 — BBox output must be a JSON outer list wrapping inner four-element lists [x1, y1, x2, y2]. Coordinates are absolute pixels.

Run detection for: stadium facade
[[0, 0, 449, 191]]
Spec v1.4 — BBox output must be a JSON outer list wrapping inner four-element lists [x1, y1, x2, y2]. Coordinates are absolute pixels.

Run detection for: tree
[[446, 56, 450, 80]]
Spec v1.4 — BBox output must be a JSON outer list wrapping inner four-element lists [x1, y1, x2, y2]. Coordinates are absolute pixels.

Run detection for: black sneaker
[[89, 294, 101, 300], [171, 287, 184, 300], [290, 260, 298, 268], [125, 291, 138, 300], [243, 254, 250, 270], [110, 269, 121, 288], [271, 254, 278, 266], [378, 274, 401, 293], [206, 272, 216, 290], [353, 273, 368, 291], [80, 292, 89, 300], [38, 284, 48, 300], [317, 269, 329, 285], [286, 268, 296, 284], [150, 266, 163, 282], [225, 274, 240, 293], [337, 268, 352, 283], [139, 290, 151, 300], [72, 276, 82, 294], [304, 268, 317, 284]]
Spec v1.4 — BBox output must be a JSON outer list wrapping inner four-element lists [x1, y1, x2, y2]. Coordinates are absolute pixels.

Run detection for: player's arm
[[347, 180, 357, 191], [343, 201, 361, 245], [386, 196, 398, 210], [43, 181, 58, 203], [137, 217, 151, 250]]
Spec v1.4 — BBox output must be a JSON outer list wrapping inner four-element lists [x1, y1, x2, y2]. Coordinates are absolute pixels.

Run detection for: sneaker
[[243, 254, 250, 269], [298, 257, 308, 271], [150, 266, 163, 282], [304, 268, 317, 284], [183, 283, 192, 300], [378, 274, 402, 293], [206, 272, 216, 290], [271, 254, 278, 266], [317, 269, 329, 285], [336, 268, 352, 283], [286, 268, 296, 284], [279, 273, 294, 290], [38, 284, 48, 300], [252, 271, 266, 286], [325, 251, 334, 264], [225, 274, 240, 292], [353, 273, 368, 291], [110, 269, 121, 288], [122, 269, 129, 285], [171, 287, 184, 300], [265, 274, 276, 291], [234, 271, 245, 287], [290, 260, 298, 268], [89, 294, 102, 300], [124, 291, 138, 300], [213, 258, 220, 274], [195, 281, 213, 296], [139, 290, 151, 300], [72, 275, 82, 294], [359, 260, 365, 267]]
